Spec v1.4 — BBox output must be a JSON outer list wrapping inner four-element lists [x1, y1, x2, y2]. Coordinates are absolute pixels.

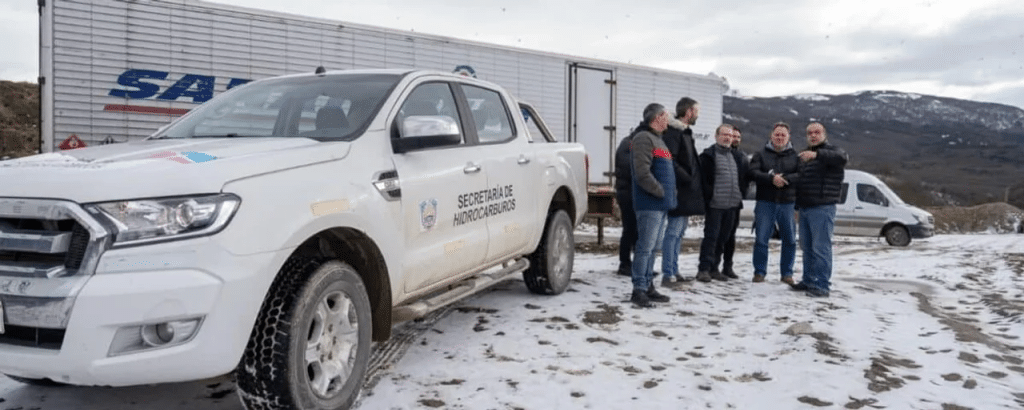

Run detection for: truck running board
[[391, 258, 530, 323]]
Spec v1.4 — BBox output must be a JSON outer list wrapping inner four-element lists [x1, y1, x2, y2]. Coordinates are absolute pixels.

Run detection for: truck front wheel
[[523, 209, 574, 295], [237, 259, 372, 410]]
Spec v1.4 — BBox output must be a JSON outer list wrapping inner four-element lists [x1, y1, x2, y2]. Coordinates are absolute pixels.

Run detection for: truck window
[[395, 83, 465, 146], [461, 85, 514, 144], [840, 183, 849, 204], [856, 183, 888, 207]]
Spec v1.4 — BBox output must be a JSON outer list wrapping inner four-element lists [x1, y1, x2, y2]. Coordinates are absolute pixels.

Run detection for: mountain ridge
[[723, 90, 1024, 209]]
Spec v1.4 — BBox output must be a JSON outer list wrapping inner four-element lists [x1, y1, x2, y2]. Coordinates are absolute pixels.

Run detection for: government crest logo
[[420, 199, 438, 231]]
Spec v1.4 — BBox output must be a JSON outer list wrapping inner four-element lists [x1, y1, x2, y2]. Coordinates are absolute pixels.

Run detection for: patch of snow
[[874, 92, 922, 100], [792, 94, 830, 102], [723, 113, 749, 123], [4, 233, 1024, 410], [788, 108, 798, 115]]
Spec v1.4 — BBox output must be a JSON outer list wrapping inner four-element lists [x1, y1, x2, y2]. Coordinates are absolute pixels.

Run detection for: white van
[[738, 170, 935, 246]]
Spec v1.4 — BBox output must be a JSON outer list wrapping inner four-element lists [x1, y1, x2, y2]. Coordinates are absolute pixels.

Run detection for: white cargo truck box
[[39, 0, 726, 185]]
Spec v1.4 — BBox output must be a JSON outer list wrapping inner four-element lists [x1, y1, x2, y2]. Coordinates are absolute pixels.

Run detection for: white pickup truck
[[0, 69, 587, 409]]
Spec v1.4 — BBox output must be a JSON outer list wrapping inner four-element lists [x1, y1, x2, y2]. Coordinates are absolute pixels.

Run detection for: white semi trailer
[[38, 0, 727, 186]]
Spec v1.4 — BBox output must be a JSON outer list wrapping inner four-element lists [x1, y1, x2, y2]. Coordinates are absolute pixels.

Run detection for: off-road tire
[[4, 375, 66, 386], [884, 225, 911, 247], [237, 259, 372, 410], [523, 209, 574, 295]]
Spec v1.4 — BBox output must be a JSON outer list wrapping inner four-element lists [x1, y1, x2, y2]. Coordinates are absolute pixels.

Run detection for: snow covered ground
[[1, 232, 1022, 409]]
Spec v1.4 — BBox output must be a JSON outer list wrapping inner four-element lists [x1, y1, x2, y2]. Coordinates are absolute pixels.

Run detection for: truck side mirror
[[393, 115, 462, 153]]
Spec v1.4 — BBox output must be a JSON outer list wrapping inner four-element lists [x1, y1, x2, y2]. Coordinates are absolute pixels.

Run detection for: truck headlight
[[87, 194, 240, 247]]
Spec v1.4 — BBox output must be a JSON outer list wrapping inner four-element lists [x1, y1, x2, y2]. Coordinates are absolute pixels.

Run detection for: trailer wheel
[[884, 225, 911, 247], [237, 259, 372, 410], [523, 209, 574, 295], [3, 375, 66, 387]]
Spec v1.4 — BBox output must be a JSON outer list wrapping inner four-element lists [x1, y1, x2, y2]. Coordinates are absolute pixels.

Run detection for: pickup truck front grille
[[0, 217, 90, 277], [0, 199, 110, 350]]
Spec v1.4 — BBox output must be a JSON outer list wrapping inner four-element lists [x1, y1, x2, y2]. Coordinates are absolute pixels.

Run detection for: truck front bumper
[[0, 239, 284, 386]]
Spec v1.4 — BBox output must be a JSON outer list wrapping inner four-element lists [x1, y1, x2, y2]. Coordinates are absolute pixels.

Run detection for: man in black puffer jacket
[[792, 122, 848, 298], [659, 97, 704, 287], [748, 122, 800, 284]]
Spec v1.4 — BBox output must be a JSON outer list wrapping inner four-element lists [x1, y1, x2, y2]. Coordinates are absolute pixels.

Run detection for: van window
[[857, 184, 888, 207], [840, 183, 849, 204]]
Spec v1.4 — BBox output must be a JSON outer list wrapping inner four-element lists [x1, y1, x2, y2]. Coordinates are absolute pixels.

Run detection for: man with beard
[[660, 97, 704, 287]]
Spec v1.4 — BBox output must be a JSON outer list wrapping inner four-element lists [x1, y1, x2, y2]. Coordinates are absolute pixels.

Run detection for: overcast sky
[[3, 0, 1024, 109]]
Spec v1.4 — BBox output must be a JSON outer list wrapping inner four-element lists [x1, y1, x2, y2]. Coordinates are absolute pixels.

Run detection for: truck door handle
[[464, 163, 482, 174], [854, 206, 863, 210], [517, 155, 530, 165]]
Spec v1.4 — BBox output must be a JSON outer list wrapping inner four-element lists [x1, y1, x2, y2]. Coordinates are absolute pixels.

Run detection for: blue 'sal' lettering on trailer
[[108, 69, 252, 103]]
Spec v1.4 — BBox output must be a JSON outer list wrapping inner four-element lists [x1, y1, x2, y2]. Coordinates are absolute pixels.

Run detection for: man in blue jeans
[[792, 122, 848, 297], [748, 122, 800, 284], [629, 103, 676, 308], [661, 97, 703, 287]]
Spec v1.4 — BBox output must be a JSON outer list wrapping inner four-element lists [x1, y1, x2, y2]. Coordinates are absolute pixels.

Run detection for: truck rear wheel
[[523, 209, 574, 295], [884, 225, 911, 247], [237, 259, 372, 410]]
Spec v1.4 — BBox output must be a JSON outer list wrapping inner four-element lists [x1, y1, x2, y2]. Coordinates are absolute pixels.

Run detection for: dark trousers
[[698, 207, 739, 272], [722, 208, 741, 271], [617, 194, 637, 272]]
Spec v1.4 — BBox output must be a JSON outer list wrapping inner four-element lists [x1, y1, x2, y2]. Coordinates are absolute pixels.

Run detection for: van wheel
[[884, 225, 911, 247], [523, 209, 574, 295], [237, 259, 372, 410]]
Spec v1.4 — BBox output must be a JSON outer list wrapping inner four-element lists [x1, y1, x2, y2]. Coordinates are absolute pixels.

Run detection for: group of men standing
[[615, 98, 848, 308]]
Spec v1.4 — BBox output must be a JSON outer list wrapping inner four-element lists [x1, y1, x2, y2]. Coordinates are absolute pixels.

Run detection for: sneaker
[[631, 290, 653, 308], [789, 282, 809, 291], [696, 271, 712, 283], [780, 276, 795, 285], [752, 275, 765, 283], [617, 266, 632, 277], [805, 288, 830, 298], [646, 287, 671, 303], [710, 271, 729, 281], [722, 268, 739, 279]]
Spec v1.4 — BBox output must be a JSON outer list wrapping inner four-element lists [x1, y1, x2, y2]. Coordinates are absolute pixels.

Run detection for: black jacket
[[749, 141, 800, 204], [698, 144, 749, 209], [795, 141, 849, 209], [614, 121, 646, 199], [662, 120, 705, 216]]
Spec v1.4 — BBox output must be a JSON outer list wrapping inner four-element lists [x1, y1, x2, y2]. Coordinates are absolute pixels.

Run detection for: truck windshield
[[152, 73, 401, 141]]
